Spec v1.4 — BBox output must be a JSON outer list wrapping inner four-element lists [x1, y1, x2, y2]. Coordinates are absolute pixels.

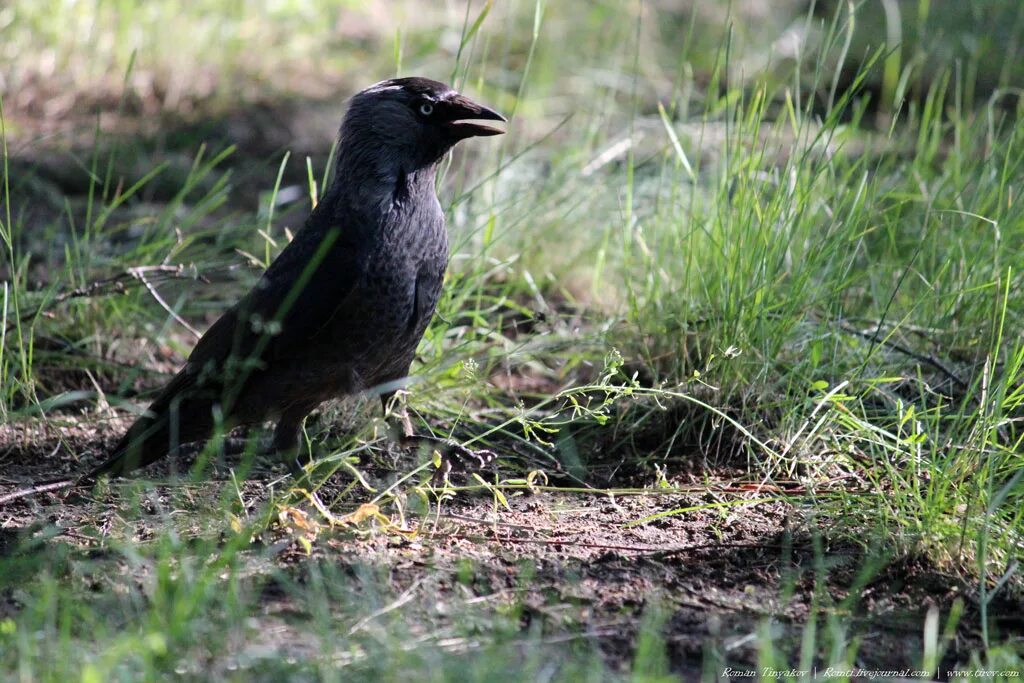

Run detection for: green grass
[[2, 0, 1023, 680]]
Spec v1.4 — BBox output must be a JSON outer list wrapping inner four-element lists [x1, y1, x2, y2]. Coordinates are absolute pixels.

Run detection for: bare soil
[[2, 420, 1019, 678]]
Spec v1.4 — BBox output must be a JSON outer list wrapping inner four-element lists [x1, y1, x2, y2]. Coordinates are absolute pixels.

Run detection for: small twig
[[5, 264, 204, 334], [132, 267, 201, 338], [0, 479, 77, 505], [837, 321, 967, 389], [683, 312, 968, 390], [347, 578, 423, 635]]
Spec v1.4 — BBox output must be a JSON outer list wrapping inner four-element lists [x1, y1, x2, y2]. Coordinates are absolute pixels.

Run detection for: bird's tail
[[85, 412, 172, 481], [85, 372, 216, 482]]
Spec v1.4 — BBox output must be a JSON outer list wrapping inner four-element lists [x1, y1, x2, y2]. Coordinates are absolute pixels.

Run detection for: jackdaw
[[89, 77, 505, 482]]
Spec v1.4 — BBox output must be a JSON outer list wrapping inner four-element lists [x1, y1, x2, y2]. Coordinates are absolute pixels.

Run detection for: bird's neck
[[328, 140, 439, 220]]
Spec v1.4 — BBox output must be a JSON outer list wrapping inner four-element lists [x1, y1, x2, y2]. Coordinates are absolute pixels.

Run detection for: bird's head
[[340, 77, 506, 169]]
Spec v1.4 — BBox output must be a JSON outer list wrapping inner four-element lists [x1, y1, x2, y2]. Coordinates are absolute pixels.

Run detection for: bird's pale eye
[[418, 102, 434, 116]]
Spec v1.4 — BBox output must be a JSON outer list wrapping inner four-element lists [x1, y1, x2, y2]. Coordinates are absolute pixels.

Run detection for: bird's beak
[[443, 94, 507, 138]]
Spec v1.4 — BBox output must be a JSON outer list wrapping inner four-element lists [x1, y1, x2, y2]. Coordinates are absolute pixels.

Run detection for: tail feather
[[86, 371, 218, 481], [86, 413, 172, 480]]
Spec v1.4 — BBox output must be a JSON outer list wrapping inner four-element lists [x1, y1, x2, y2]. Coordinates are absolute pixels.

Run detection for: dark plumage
[[89, 77, 505, 480]]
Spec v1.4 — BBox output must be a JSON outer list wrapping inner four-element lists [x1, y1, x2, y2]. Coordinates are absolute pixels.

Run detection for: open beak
[[443, 94, 507, 138]]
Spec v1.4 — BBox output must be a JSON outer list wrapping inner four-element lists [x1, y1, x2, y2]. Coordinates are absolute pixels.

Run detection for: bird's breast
[[331, 208, 448, 384]]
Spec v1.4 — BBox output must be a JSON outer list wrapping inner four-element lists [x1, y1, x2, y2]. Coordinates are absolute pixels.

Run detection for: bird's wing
[[85, 221, 365, 481], [184, 221, 368, 390]]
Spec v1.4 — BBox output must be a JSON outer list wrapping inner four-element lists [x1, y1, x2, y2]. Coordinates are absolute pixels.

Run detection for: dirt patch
[[1, 421, 1016, 676], [293, 495, 1003, 676]]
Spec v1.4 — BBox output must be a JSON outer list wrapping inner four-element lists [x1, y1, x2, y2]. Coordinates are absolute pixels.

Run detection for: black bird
[[89, 77, 505, 482]]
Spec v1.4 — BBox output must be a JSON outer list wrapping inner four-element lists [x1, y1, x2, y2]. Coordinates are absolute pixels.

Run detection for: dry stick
[[837, 321, 967, 389], [0, 478, 77, 504], [346, 578, 424, 636], [5, 264, 204, 333], [133, 268, 202, 338], [687, 311, 967, 389]]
